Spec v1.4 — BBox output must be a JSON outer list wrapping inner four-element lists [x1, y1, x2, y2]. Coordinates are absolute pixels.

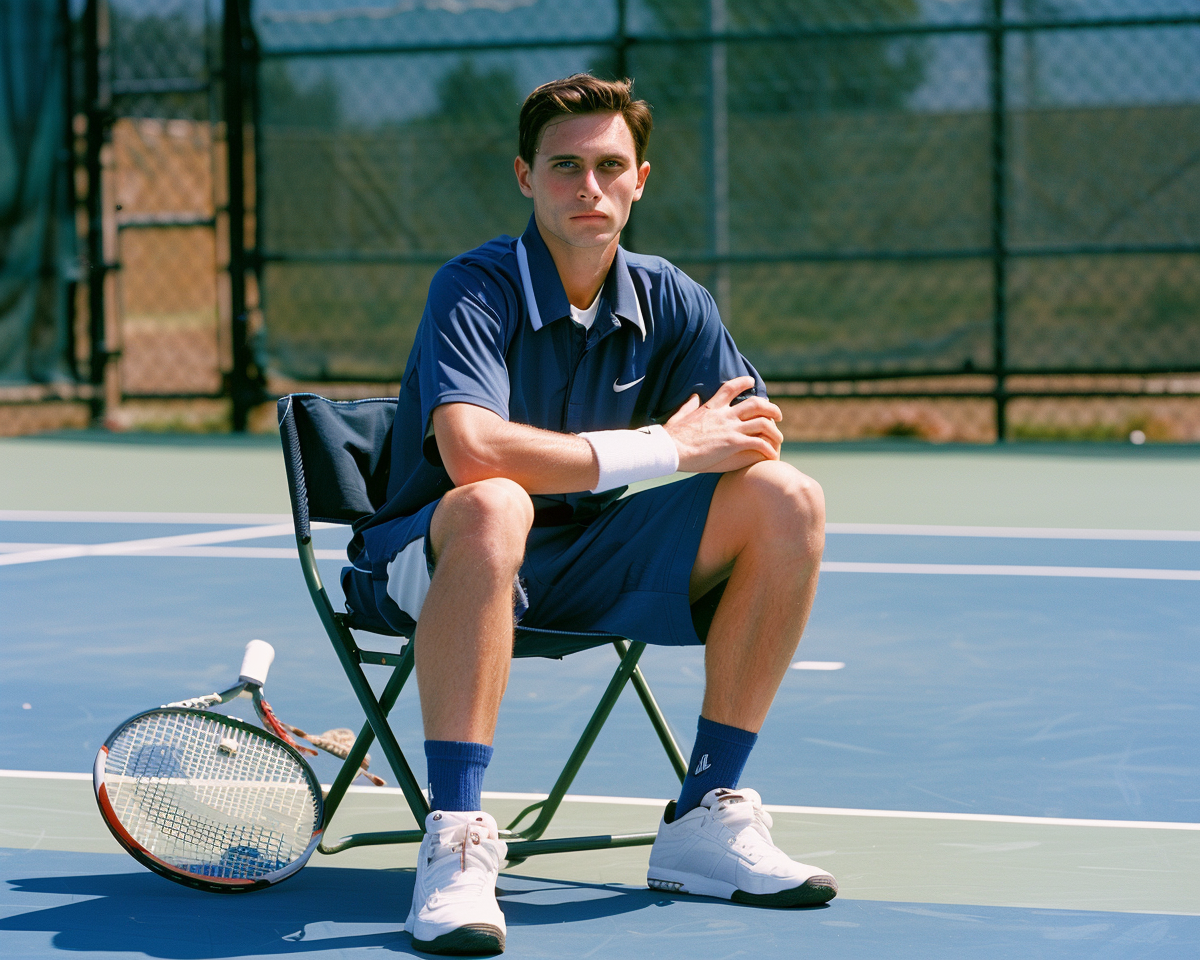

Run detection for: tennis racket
[[93, 640, 324, 893]]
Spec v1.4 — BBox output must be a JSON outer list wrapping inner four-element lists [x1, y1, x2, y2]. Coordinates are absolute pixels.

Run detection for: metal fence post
[[61, 0, 80, 382], [988, 0, 1009, 441], [708, 0, 731, 324], [251, 2, 267, 382], [223, 0, 260, 431], [82, 0, 109, 424], [613, 0, 634, 253]]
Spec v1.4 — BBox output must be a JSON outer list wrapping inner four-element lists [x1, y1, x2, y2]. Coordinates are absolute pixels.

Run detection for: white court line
[[2, 543, 1195, 577], [132, 546, 347, 560], [0, 543, 345, 561], [5, 512, 1200, 542], [0, 522, 337, 567], [821, 561, 1200, 581], [1, 514, 1195, 575], [827, 522, 1200, 541], [8, 771, 1192, 832], [0, 510, 293, 525], [421, 792, 1200, 831]]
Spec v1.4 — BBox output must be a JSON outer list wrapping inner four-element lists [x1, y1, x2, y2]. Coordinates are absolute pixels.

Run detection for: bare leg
[[690, 460, 825, 733], [415, 477, 534, 744]]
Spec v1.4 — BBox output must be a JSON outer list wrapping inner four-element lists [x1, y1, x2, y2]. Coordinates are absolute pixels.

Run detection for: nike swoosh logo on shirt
[[613, 376, 645, 393]]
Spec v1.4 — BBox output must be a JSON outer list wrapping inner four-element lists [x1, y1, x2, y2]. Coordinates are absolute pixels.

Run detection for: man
[[343, 74, 834, 955]]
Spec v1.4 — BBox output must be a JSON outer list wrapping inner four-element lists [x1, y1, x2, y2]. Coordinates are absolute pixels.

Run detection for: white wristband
[[579, 424, 680, 494]]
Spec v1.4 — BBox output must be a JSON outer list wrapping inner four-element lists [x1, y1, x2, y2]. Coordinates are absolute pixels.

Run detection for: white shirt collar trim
[[515, 237, 544, 331], [629, 279, 646, 340], [517, 236, 646, 340]]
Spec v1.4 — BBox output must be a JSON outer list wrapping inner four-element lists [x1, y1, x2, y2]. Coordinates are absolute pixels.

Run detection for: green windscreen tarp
[[0, 0, 75, 385]]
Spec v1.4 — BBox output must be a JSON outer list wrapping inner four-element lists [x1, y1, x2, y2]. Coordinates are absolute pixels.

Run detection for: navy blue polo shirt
[[358, 215, 764, 545]]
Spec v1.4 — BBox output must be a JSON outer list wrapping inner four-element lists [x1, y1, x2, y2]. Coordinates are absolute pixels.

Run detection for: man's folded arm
[[432, 379, 782, 497], [432, 402, 600, 494]]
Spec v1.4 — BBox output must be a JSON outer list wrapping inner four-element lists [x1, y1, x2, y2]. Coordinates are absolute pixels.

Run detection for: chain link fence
[[9, 1, 1196, 439], [251, 0, 1200, 440]]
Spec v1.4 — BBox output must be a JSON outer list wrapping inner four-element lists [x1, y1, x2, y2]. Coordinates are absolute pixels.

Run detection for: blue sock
[[675, 716, 758, 818], [424, 740, 493, 812]]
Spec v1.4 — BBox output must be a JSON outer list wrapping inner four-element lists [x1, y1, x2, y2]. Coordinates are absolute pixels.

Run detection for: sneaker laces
[[456, 822, 484, 874], [427, 818, 500, 885], [711, 788, 775, 845]]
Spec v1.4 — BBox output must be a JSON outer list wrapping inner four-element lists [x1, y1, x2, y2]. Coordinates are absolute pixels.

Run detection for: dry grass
[[6, 388, 1196, 445]]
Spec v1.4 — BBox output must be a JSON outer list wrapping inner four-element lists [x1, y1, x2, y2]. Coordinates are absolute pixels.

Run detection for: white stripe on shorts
[[386, 536, 432, 622]]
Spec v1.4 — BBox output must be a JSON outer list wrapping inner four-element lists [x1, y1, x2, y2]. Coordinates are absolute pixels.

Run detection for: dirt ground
[[5, 382, 1199, 444]]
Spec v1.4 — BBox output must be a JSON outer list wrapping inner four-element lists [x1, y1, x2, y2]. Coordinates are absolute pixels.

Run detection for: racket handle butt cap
[[239, 639, 275, 686]]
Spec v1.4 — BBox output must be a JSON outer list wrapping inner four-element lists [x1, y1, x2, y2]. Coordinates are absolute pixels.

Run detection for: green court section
[[0, 434, 291, 515], [6, 774, 1198, 917], [3, 432, 1199, 529], [786, 444, 1200, 530]]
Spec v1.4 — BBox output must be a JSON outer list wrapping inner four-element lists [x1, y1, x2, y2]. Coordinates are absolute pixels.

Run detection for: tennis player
[[343, 73, 836, 954]]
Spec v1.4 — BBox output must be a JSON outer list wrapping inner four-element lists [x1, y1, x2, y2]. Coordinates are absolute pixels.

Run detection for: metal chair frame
[[279, 393, 688, 862]]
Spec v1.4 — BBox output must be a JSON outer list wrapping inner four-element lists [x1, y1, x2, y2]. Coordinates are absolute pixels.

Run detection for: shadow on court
[[2, 858, 814, 959], [5, 852, 1200, 960]]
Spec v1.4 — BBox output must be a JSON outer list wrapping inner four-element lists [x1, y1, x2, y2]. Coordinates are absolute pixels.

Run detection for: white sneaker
[[647, 787, 838, 906], [405, 810, 507, 954]]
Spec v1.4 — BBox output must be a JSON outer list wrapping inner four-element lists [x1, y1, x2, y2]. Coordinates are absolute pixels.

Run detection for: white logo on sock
[[694, 754, 711, 775]]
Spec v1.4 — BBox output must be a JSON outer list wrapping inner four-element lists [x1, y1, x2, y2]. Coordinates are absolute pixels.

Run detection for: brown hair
[[518, 74, 653, 166]]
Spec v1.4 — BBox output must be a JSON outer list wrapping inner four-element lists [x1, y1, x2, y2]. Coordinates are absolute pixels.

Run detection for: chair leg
[[320, 642, 414, 826], [505, 640, 648, 843], [329, 630, 430, 825], [617, 639, 688, 783], [318, 638, 433, 855], [295, 536, 430, 831]]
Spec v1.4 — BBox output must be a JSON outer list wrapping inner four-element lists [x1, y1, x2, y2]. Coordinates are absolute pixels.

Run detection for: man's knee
[[737, 461, 825, 560], [430, 477, 534, 570]]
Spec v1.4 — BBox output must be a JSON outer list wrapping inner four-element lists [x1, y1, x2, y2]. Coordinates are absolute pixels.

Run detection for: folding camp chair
[[278, 392, 693, 862]]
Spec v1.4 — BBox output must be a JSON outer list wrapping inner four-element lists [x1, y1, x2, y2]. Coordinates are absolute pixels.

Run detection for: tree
[[614, 0, 927, 115]]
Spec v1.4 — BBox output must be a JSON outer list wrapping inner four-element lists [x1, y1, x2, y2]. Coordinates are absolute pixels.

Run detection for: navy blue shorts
[[341, 473, 723, 654]]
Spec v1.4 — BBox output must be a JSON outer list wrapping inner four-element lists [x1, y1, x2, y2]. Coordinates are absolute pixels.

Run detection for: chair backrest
[[277, 394, 397, 542], [279, 392, 638, 658]]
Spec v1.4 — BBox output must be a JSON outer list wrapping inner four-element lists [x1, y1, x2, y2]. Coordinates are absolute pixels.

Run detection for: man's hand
[[665, 376, 784, 474]]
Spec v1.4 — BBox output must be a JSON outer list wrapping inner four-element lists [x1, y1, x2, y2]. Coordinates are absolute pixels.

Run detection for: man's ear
[[514, 156, 534, 198], [632, 160, 651, 201]]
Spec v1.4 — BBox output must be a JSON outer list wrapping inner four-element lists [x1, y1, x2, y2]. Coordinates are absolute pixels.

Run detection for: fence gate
[[81, 0, 260, 430]]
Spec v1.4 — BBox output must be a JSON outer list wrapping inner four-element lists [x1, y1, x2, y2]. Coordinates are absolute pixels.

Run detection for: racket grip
[[239, 639, 275, 686]]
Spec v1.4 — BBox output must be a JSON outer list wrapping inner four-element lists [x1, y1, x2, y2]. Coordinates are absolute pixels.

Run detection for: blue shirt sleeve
[[415, 261, 515, 435], [657, 277, 766, 415]]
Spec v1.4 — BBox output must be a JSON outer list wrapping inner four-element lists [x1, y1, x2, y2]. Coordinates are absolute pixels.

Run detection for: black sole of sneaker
[[411, 923, 505, 955], [731, 875, 839, 908]]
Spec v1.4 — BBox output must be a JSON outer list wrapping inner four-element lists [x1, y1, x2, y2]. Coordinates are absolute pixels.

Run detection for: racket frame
[[94, 705, 324, 894]]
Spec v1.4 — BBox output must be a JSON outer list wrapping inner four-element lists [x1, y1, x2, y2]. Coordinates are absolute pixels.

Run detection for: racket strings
[[103, 711, 319, 880], [131, 779, 290, 874]]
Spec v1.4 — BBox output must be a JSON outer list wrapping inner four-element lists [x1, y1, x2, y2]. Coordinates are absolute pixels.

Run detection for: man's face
[[514, 111, 650, 253]]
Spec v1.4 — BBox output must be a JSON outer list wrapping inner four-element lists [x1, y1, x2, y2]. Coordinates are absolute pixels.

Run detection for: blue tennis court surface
[[3, 441, 1199, 958], [4, 849, 1199, 960]]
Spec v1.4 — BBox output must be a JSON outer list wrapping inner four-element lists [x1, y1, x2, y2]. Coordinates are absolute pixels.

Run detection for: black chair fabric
[[279, 393, 627, 659], [278, 394, 396, 540], [279, 391, 723, 659]]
